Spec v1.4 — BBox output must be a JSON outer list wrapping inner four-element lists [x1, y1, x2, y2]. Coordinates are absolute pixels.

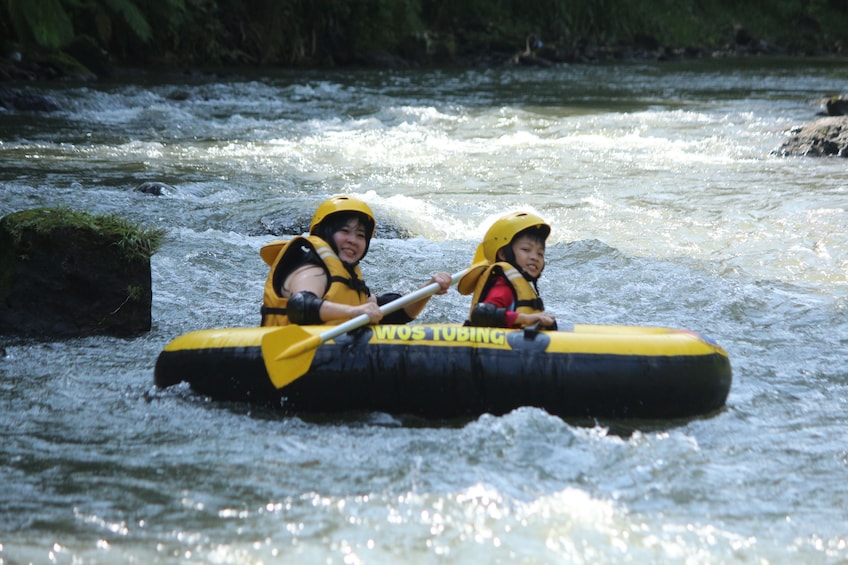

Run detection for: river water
[[1, 58, 847, 563]]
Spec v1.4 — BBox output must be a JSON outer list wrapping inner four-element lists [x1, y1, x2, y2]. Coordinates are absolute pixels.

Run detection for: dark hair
[[312, 211, 374, 262], [518, 226, 547, 247]]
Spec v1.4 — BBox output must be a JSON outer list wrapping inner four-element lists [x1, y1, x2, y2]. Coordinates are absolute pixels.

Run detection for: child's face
[[503, 234, 545, 278]]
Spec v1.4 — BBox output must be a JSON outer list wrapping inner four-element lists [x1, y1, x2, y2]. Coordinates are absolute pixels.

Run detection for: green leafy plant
[[3, 0, 848, 67], [2, 0, 182, 49], [4, 0, 75, 48]]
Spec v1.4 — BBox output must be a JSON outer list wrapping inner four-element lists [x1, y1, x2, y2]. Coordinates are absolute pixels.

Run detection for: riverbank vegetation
[[2, 0, 847, 78]]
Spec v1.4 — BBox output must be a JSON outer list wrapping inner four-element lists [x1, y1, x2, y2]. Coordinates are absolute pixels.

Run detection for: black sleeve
[[287, 291, 325, 325], [376, 292, 414, 324], [274, 244, 326, 297], [469, 302, 508, 327]]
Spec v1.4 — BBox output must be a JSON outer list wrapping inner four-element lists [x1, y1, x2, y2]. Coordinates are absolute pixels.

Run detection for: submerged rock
[[0, 86, 62, 112], [134, 181, 176, 196], [0, 208, 163, 338]]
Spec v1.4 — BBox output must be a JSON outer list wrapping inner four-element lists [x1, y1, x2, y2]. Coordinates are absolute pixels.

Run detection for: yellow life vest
[[259, 235, 368, 326], [458, 262, 544, 321]]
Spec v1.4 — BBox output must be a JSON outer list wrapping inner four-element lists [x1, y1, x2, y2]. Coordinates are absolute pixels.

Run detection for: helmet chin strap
[[521, 268, 541, 295], [343, 262, 371, 296]]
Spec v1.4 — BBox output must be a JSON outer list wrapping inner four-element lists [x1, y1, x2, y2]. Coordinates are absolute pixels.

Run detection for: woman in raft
[[458, 211, 557, 329], [260, 195, 451, 326]]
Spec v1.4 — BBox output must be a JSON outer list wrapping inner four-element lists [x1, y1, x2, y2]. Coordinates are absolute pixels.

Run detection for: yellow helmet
[[309, 195, 376, 238], [482, 211, 550, 263]]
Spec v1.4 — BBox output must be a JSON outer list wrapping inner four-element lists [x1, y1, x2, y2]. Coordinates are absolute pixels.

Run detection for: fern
[[99, 0, 152, 42], [6, 0, 75, 48]]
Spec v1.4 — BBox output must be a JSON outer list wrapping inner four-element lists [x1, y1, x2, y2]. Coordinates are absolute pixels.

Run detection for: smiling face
[[499, 234, 546, 278], [331, 217, 370, 265]]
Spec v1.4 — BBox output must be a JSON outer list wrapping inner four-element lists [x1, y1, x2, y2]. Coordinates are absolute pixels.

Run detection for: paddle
[[261, 250, 483, 389]]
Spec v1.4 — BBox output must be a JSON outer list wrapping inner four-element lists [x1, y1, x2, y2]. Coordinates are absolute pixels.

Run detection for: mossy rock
[[0, 208, 164, 338], [30, 50, 98, 81]]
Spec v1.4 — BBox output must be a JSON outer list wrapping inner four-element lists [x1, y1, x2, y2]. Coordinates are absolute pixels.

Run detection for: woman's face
[[502, 234, 545, 278], [332, 217, 369, 264]]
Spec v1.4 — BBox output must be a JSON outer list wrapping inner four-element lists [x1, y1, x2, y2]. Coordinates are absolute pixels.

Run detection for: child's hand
[[536, 312, 557, 328], [517, 312, 556, 328]]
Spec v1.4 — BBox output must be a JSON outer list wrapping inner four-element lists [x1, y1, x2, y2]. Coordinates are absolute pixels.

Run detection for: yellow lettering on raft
[[377, 325, 429, 341], [372, 325, 506, 345], [412, 326, 427, 340], [437, 326, 502, 343], [373, 325, 398, 340], [372, 324, 506, 345]]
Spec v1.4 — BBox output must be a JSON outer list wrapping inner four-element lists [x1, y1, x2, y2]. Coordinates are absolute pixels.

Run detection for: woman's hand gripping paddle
[[261, 247, 485, 389]]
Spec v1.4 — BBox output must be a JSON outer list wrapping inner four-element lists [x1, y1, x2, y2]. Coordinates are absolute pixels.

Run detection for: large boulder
[[256, 210, 414, 239], [0, 208, 163, 338], [777, 116, 848, 157]]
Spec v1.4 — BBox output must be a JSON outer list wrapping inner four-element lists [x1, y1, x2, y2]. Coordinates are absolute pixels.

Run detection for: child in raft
[[458, 211, 557, 329], [259, 195, 452, 326]]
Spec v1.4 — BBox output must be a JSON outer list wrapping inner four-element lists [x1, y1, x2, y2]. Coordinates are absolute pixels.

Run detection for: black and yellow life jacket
[[458, 261, 544, 321], [259, 235, 368, 326]]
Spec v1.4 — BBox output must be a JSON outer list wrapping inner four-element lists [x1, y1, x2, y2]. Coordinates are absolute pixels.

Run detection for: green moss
[[1, 207, 165, 263]]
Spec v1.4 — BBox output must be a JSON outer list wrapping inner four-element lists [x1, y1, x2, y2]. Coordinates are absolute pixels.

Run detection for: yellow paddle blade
[[261, 326, 324, 388]]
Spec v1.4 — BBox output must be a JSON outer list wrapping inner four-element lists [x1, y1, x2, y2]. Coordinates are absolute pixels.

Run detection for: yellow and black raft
[[154, 323, 732, 419]]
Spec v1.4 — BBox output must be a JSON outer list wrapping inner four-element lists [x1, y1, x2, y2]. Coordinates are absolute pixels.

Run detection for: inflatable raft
[[154, 323, 732, 420]]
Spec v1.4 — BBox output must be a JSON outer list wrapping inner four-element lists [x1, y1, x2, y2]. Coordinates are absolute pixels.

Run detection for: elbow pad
[[469, 303, 508, 327], [287, 291, 325, 325], [377, 292, 414, 324]]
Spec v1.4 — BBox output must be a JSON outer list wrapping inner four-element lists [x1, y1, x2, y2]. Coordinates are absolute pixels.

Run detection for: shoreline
[[2, 39, 847, 85]]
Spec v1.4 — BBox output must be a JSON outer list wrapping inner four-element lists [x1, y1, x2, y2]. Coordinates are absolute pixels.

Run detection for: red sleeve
[[480, 276, 520, 327]]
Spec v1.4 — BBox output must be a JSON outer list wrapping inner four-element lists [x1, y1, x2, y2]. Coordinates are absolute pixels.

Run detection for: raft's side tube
[[154, 324, 732, 419]]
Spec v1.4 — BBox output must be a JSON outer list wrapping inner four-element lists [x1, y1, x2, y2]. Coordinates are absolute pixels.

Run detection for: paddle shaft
[[310, 269, 466, 346]]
